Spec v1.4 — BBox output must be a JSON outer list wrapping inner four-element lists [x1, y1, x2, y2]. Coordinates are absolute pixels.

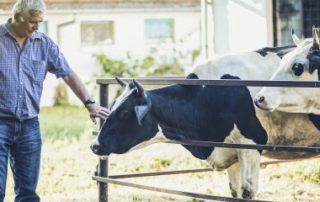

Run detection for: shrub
[[95, 50, 188, 100], [53, 82, 69, 106]]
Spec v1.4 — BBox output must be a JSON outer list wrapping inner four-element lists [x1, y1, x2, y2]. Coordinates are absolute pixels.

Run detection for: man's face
[[17, 13, 43, 37]]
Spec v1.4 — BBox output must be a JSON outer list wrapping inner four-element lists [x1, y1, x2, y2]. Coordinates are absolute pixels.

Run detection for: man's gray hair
[[12, 0, 46, 16]]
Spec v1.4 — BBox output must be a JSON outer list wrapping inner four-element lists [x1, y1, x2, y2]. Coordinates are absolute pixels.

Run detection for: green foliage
[[95, 52, 185, 78], [95, 51, 187, 100], [53, 82, 69, 106], [95, 54, 137, 78], [192, 49, 201, 64]]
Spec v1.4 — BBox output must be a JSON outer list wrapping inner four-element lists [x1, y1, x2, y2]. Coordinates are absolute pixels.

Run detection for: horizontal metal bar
[[96, 77, 320, 88], [106, 159, 303, 179], [165, 140, 320, 153], [109, 168, 212, 179], [92, 130, 320, 152], [92, 176, 273, 202]]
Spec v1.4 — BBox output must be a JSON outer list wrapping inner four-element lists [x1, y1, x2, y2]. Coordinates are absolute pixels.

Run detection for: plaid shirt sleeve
[[47, 37, 71, 78]]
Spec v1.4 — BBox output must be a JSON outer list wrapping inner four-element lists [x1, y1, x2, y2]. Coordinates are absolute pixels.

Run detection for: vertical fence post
[[98, 84, 109, 202]]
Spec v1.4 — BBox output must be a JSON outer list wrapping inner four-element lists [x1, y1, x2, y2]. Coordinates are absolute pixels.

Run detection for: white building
[[0, 0, 318, 105]]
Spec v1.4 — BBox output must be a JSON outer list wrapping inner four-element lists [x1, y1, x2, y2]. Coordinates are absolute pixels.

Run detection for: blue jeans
[[0, 117, 41, 202]]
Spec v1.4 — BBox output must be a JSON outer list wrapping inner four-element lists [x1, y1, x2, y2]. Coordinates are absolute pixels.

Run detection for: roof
[[0, 0, 200, 11], [0, 0, 198, 2]]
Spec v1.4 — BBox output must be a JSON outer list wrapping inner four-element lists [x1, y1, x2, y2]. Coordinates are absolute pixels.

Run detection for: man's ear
[[14, 13, 25, 23]]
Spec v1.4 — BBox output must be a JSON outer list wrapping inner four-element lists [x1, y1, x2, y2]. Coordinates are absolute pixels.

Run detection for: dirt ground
[[100, 144, 320, 202], [4, 140, 320, 202]]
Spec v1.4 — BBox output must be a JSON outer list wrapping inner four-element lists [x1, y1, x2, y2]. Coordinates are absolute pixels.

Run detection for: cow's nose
[[91, 142, 100, 154]]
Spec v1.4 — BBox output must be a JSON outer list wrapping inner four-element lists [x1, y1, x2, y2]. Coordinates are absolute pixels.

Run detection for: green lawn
[[39, 106, 90, 142]]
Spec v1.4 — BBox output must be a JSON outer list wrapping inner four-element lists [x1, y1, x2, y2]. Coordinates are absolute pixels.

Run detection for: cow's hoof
[[229, 182, 238, 198], [242, 188, 254, 199], [231, 189, 238, 198]]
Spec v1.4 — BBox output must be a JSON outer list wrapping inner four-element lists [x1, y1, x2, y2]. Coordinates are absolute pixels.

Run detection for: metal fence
[[93, 77, 320, 202]]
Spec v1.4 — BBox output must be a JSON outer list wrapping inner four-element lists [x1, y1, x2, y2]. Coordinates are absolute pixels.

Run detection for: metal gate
[[93, 77, 320, 202]]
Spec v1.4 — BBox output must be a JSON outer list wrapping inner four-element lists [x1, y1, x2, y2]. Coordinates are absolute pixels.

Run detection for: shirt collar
[[30, 31, 41, 40], [0, 18, 12, 36], [0, 18, 41, 40]]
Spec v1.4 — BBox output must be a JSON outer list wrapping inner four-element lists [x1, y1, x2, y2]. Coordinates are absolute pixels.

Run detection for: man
[[0, 0, 109, 201]]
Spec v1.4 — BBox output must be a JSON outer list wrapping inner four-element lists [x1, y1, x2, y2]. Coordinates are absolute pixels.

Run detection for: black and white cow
[[255, 27, 320, 114], [92, 75, 268, 199]]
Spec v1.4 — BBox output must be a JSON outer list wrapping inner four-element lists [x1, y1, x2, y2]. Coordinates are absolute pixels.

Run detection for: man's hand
[[85, 104, 110, 124]]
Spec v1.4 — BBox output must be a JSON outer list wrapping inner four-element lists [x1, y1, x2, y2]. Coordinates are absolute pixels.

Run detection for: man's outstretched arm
[[63, 70, 110, 124]]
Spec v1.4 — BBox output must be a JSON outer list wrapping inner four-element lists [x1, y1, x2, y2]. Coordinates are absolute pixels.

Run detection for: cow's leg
[[206, 147, 239, 197], [234, 113, 267, 199], [225, 126, 261, 199], [227, 163, 240, 198], [206, 147, 238, 171], [235, 133, 260, 199]]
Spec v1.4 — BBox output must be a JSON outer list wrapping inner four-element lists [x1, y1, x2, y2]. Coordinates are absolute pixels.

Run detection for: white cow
[[255, 27, 320, 114], [191, 42, 320, 199]]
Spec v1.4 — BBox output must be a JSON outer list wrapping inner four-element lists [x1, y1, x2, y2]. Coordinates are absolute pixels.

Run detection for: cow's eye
[[118, 110, 130, 119], [291, 63, 304, 76]]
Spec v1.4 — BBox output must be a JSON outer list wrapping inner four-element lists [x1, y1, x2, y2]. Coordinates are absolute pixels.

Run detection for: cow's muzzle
[[90, 141, 100, 154]]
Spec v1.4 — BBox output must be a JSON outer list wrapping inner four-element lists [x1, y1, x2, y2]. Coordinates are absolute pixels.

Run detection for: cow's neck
[[146, 86, 215, 160]]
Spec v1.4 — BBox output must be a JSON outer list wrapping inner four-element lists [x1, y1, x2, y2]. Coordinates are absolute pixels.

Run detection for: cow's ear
[[134, 100, 152, 125]]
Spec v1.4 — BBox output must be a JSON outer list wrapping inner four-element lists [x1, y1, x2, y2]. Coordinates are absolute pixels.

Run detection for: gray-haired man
[[0, 0, 109, 201]]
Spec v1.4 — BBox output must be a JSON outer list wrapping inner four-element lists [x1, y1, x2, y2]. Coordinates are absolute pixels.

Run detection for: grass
[[3, 106, 320, 201], [39, 106, 90, 142]]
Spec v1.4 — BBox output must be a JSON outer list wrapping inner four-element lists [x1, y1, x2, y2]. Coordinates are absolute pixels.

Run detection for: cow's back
[[191, 50, 320, 160], [192, 52, 281, 96]]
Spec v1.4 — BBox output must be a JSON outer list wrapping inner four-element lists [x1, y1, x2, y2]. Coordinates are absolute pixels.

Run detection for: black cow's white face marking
[[110, 86, 135, 113]]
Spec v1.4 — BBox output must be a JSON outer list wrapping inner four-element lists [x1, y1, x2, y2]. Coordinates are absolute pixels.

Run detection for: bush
[[53, 82, 69, 106], [95, 50, 188, 100], [95, 53, 185, 79]]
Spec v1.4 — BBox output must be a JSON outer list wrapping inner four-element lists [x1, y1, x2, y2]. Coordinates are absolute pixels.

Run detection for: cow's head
[[255, 27, 320, 114], [91, 78, 158, 156]]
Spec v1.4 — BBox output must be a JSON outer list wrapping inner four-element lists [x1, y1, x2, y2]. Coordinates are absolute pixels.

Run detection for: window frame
[[144, 18, 175, 43], [80, 20, 115, 46]]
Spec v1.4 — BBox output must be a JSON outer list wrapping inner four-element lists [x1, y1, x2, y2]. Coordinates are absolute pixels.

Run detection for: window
[[302, 0, 320, 37], [144, 19, 174, 40], [81, 21, 114, 46], [273, 0, 320, 46], [273, 0, 303, 46]]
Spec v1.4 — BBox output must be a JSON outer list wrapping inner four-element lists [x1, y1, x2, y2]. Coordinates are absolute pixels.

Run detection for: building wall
[[211, 0, 271, 55], [0, 8, 201, 106], [0, 0, 274, 106]]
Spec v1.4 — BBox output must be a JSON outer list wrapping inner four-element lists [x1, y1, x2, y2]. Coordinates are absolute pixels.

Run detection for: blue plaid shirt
[[0, 19, 71, 120]]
